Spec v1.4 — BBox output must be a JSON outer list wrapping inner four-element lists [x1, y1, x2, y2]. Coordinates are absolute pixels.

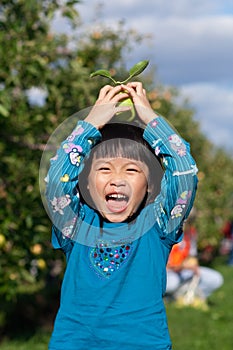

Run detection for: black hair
[[93, 123, 153, 161], [78, 122, 164, 208]]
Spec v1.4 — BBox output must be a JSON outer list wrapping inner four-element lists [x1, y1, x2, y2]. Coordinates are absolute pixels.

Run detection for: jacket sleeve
[[143, 116, 198, 244], [45, 120, 101, 249]]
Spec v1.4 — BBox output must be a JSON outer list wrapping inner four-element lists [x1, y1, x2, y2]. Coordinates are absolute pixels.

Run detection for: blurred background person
[[166, 216, 224, 304], [220, 217, 233, 266]]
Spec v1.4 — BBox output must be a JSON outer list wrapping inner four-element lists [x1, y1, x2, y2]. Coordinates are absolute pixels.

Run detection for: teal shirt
[[45, 117, 198, 349]]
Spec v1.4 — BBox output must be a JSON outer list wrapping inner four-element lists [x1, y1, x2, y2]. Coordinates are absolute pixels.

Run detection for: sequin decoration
[[90, 243, 132, 278]]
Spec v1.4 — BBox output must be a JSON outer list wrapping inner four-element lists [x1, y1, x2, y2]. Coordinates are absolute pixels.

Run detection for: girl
[[45, 82, 198, 349]]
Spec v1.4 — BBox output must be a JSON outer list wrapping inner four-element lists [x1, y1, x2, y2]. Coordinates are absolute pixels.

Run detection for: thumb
[[115, 105, 132, 114]]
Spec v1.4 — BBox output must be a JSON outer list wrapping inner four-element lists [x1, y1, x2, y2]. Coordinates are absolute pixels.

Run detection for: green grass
[[1, 257, 232, 349], [0, 331, 50, 350], [167, 258, 233, 349]]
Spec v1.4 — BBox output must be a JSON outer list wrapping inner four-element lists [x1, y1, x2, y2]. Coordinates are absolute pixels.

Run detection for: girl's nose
[[109, 177, 126, 187]]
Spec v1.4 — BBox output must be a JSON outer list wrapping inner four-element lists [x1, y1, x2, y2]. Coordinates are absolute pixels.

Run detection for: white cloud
[[180, 83, 233, 150], [146, 15, 233, 85], [78, 2, 233, 85], [53, 0, 233, 151]]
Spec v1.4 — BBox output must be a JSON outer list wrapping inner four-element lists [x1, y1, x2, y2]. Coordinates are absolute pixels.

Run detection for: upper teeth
[[107, 194, 127, 200]]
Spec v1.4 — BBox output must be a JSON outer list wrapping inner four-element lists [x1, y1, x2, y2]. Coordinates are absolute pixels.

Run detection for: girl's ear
[[147, 183, 153, 195], [146, 182, 156, 204]]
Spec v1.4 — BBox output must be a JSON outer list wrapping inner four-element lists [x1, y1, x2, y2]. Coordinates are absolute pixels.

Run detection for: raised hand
[[85, 85, 131, 129], [121, 82, 158, 124]]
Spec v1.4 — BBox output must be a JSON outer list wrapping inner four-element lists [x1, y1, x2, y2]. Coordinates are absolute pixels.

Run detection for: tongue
[[106, 199, 128, 213]]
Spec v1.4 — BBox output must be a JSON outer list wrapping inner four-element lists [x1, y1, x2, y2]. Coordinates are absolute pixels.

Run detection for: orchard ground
[[0, 256, 232, 350]]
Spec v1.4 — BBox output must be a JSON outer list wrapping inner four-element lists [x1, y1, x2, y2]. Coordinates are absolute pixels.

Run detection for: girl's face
[[87, 156, 149, 222]]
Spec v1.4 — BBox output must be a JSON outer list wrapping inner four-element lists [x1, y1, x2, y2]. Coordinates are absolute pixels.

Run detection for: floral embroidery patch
[[169, 134, 186, 156], [150, 119, 158, 128], [171, 190, 192, 219]]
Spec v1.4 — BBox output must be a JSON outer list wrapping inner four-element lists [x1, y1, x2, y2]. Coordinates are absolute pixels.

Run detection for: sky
[[53, 0, 233, 152]]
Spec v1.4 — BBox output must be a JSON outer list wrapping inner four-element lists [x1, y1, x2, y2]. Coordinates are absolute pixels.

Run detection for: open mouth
[[105, 193, 129, 213]]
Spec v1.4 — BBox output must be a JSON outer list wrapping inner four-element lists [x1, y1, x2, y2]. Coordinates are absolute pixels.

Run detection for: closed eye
[[98, 167, 111, 172], [126, 168, 140, 173]]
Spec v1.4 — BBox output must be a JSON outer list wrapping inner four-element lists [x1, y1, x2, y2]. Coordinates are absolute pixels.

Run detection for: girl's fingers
[[121, 84, 137, 98], [126, 82, 144, 95], [98, 85, 126, 102], [115, 105, 131, 114], [106, 85, 125, 101], [112, 92, 129, 103], [98, 85, 113, 100], [99, 83, 144, 102]]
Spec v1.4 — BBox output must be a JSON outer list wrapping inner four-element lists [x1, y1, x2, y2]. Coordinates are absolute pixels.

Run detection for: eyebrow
[[92, 158, 149, 172], [93, 158, 142, 165]]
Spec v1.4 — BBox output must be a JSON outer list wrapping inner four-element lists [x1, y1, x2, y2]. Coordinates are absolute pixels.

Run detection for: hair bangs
[[93, 138, 151, 164]]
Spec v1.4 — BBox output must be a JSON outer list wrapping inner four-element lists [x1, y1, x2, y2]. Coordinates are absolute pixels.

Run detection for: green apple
[[115, 95, 135, 122]]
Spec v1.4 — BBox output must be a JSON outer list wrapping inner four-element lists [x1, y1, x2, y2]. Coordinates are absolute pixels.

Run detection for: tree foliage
[[0, 0, 148, 310], [149, 88, 233, 248], [0, 0, 233, 330]]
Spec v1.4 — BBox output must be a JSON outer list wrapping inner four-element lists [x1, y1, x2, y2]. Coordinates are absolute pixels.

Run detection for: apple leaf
[[90, 69, 116, 84], [129, 60, 149, 79]]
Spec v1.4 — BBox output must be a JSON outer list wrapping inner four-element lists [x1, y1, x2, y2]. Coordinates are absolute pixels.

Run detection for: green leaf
[[129, 60, 149, 78], [0, 104, 9, 118], [90, 69, 117, 84], [90, 69, 112, 79]]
